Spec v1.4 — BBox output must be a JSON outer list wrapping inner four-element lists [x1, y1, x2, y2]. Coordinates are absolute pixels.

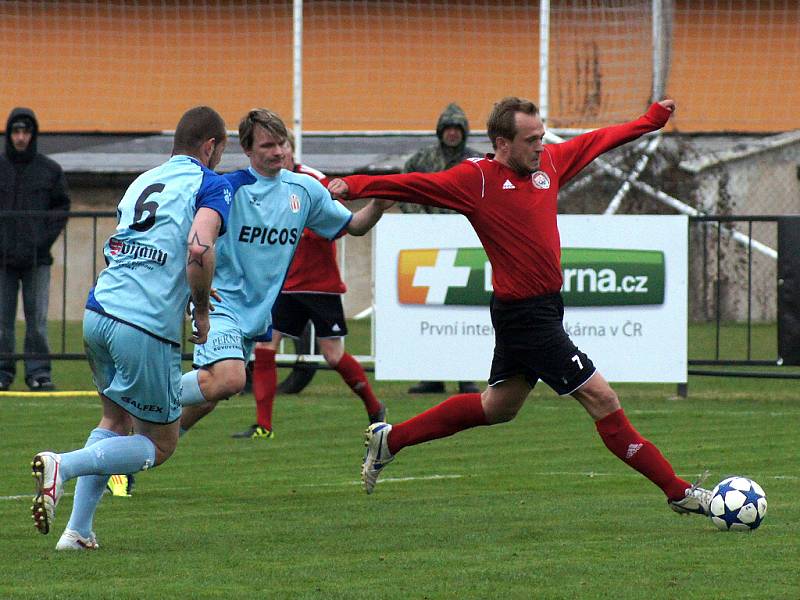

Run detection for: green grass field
[[1, 321, 798, 599]]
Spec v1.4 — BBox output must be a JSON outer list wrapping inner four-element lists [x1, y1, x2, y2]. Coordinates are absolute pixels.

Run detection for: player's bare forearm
[[186, 207, 221, 316], [346, 199, 393, 236], [187, 251, 215, 311], [186, 246, 215, 344]]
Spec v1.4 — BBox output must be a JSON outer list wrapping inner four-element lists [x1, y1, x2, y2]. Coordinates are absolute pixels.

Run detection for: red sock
[[387, 393, 487, 455], [334, 352, 382, 415], [253, 347, 277, 431], [595, 409, 689, 501]]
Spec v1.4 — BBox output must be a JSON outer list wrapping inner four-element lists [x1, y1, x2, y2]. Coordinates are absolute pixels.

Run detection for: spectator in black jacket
[[0, 107, 70, 391]]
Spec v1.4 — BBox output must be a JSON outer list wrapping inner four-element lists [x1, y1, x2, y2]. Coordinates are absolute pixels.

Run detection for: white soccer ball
[[708, 476, 767, 531]]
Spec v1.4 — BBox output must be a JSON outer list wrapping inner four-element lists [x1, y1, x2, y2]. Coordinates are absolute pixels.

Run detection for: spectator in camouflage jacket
[[400, 103, 482, 395], [400, 103, 482, 214]]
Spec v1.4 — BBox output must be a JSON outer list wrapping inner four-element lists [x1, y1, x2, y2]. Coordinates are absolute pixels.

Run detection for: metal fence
[[686, 215, 800, 384]]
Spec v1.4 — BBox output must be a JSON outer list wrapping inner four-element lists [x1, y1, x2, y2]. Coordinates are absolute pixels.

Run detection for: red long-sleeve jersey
[[343, 103, 671, 301], [282, 163, 347, 294]]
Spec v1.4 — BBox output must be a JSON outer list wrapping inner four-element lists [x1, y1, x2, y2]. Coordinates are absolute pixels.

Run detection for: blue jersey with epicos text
[[211, 166, 352, 340], [86, 155, 232, 344]]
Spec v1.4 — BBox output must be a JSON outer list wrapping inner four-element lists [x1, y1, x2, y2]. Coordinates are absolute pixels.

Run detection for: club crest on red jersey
[[289, 193, 301, 213], [532, 171, 550, 189]]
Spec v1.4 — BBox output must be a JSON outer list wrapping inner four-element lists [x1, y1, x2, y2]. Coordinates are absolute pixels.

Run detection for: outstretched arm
[[186, 207, 221, 344], [550, 100, 675, 185], [328, 162, 481, 215], [345, 199, 395, 236]]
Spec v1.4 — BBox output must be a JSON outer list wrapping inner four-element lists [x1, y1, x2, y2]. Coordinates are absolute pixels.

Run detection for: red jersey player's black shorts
[[271, 292, 349, 339], [488, 293, 596, 396]]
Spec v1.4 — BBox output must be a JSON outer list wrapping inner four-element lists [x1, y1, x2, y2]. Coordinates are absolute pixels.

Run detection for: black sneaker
[[27, 375, 55, 392], [407, 381, 445, 394], [0, 378, 11, 391], [231, 424, 274, 439]]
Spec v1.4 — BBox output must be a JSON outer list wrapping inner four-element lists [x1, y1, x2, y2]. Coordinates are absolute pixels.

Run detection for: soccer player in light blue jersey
[[177, 108, 393, 434], [30, 106, 233, 550]]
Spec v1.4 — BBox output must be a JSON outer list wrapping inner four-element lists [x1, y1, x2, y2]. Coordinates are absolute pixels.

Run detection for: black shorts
[[488, 293, 596, 396], [271, 293, 348, 339]]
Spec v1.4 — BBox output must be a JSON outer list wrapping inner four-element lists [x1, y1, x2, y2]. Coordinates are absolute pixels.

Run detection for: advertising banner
[[374, 214, 687, 383]]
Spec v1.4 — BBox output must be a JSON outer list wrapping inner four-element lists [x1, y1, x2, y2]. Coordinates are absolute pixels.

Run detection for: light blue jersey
[[211, 167, 352, 341], [86, 155, 232, 344]]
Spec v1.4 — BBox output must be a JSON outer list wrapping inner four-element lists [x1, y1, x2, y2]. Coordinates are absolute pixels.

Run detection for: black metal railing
[[687, 215, 800, 380]]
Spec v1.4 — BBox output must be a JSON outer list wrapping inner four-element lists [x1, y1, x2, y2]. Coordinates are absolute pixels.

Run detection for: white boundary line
[[296, 474, 464, 488], [3, 472, 797, 501]]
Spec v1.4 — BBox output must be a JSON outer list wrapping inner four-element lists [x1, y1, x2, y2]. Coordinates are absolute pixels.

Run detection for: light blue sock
[[65, 427, 117, 538], [59, 433, 157, 482], [179, 369, 206, 406]]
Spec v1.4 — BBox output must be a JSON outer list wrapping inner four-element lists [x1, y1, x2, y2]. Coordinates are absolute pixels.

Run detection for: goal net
[[1, 1, 796, 134]]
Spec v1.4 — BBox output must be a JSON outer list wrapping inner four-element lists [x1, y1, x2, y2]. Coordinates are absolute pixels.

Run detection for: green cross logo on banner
[[397, 248, 665, 307]]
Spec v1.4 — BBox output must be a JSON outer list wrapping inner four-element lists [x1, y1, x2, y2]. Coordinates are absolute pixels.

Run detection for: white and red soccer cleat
[[31, 451, 64, 535], [56, 528, 99, 551]]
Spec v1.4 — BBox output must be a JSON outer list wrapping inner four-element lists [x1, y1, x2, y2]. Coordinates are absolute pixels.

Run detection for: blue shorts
[[83, 310, 182, 424], [192, 311, 261, 368]]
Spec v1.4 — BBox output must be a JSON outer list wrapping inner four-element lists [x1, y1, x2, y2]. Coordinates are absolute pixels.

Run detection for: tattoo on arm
[[187, 232, 210, 267]]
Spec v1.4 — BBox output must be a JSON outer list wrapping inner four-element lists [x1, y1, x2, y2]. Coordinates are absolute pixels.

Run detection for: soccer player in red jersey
[[328, 97, 712, 516], [232, 134, 386, 439]]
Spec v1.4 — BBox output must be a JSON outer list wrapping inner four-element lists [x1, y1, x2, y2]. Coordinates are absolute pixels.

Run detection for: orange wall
[[0, 1, 797, 133]]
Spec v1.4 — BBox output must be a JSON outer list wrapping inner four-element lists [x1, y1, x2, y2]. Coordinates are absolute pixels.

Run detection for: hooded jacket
[[403, 103, 481, 174], [0, 107, 70, 269], [401, 103, 482, 214]]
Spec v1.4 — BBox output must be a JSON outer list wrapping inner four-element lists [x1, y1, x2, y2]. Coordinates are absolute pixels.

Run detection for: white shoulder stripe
[[467, 157, 486, 198], [543, 146, 557, 177]]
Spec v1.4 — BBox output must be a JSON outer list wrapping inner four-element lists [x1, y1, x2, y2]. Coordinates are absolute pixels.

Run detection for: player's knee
[[323, 351, 339, 368], [198, 399, 218, 417], [153, 446, 175, 466], [320, 342, 344, 367], [595, 386, 620, 411], [584, 386, 620, 419], [482, 395, 522, 424], [218, 370, 246, 398], [152, 437, 178, 466], [489, 404, 521, 424], [205, 365, 246, 400], [481, 378, 529, 424]]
